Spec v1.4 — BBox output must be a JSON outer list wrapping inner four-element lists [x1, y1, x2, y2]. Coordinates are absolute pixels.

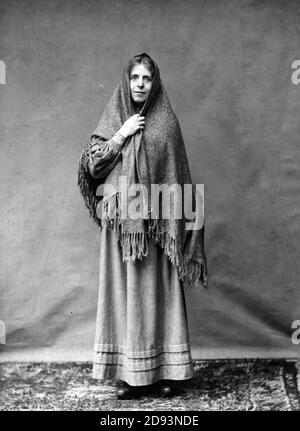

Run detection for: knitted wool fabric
[[77, 53, 207, 288]]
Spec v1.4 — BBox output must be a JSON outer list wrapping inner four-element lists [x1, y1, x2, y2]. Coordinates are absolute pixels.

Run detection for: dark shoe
[[159, 380, 185, 397], [116, 381, 151, 399], [160, 384, 173, 397], [116, 381, 136, 399]]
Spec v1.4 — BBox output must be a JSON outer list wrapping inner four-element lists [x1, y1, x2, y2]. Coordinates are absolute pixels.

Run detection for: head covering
[[78, 53, 207, 288]]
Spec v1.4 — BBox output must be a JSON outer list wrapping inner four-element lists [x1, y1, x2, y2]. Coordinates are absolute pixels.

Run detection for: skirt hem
[[92, 363, 195, 386]]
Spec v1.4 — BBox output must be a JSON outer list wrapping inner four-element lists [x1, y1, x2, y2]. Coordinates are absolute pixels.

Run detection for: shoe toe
[[160, 385, 173, 397], [159, 382, 185, 397], [116, 386, 133, 399]]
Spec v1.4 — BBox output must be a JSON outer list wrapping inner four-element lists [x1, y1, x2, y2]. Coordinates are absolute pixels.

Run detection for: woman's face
[[129, 64, 153, 105]]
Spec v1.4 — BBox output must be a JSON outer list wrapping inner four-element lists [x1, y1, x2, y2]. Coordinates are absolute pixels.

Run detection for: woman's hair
[[128, 53, 155, 78]]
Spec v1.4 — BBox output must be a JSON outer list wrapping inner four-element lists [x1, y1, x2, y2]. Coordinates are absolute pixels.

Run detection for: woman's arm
[[86, 131, 127, 180], [85, 114, 145, 180]]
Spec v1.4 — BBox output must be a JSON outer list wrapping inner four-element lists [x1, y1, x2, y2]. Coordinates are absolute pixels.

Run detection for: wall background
[[1, 0, 300, 361]]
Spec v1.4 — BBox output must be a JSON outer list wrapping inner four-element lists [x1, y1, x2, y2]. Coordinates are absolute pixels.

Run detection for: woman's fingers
[[137, 117, 145, 130], [120, 115, 145, 136], [90, 144, 101, 153], [135, 116, 145, 131]]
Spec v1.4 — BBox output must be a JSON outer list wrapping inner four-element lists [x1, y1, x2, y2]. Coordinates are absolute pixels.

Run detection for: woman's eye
[[130, 76, 152, 82]]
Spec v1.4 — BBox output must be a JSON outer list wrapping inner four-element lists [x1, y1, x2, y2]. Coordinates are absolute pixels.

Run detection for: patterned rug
[[0, 360, 299, 411]]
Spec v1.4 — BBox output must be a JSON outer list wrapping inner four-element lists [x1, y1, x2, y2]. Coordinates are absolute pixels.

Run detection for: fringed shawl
[[78, 53, 208, 288]]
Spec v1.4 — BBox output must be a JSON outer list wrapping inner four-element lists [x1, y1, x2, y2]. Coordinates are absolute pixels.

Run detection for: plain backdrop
[[0, 0, 300, 361]]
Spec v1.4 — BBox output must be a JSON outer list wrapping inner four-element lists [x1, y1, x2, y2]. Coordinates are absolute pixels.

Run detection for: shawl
[[78, 53, 208, 288]]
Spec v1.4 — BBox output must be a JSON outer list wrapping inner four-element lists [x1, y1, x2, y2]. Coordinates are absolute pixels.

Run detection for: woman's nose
[[137, 78, 143, 87]]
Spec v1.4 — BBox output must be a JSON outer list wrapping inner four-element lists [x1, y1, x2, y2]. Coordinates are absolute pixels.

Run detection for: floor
[[0, 359, 299, 411]]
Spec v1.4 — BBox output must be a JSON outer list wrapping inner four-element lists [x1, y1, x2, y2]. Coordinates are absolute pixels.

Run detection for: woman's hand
[[89, 140, 101, 154], [119, 114, 145, 138]]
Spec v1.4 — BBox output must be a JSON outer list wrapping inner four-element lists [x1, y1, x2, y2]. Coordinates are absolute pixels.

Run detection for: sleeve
[[86, 132, 126, 180]]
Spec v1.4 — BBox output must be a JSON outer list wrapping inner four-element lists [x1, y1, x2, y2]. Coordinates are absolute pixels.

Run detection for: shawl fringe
[[77, 146, 102, 227], [94, 192, 208, 289]]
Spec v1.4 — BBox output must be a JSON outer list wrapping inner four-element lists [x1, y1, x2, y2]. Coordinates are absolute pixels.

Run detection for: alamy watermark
[[95, 176, 204, 230], [291, 320, 300, 345], [0, 320, 6, 344], [291, 60, 300, 85], [0, 60, 6, 84]]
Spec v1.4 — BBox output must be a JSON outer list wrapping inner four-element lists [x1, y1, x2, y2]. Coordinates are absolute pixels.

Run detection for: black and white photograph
[[0, 0, 300, 417]]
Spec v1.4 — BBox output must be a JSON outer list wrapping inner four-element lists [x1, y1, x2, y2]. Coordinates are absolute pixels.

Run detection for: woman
[[78, 53, 207, 399]]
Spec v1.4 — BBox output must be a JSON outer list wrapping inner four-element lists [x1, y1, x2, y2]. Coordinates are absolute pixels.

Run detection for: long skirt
[[92, 226, 194, 386]]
